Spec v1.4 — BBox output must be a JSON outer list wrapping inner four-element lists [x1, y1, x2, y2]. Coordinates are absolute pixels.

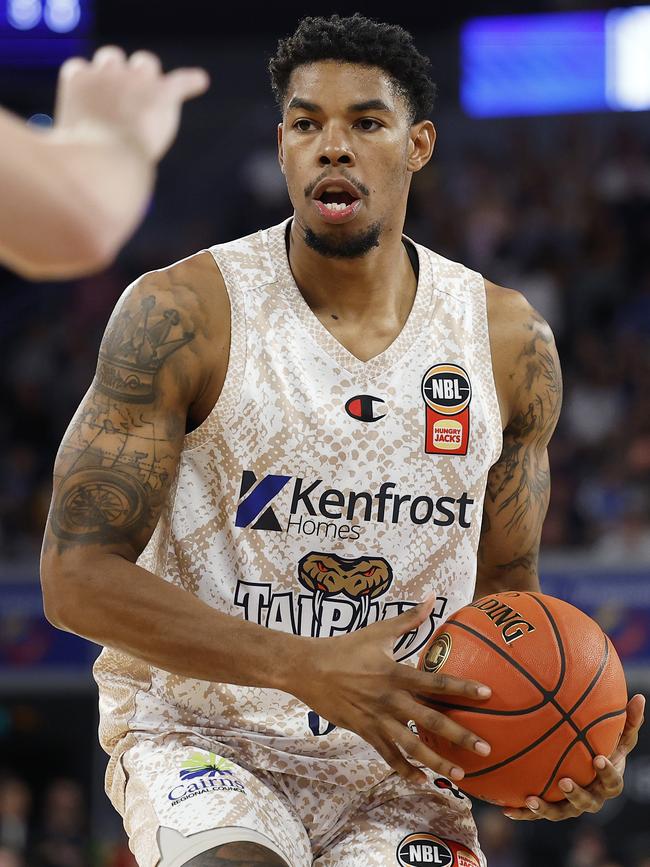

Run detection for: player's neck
[[286, 218, 417, 325]]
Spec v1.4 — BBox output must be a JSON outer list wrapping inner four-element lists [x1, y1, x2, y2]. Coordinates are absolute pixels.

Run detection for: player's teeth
[[324, 202, 348, 211]]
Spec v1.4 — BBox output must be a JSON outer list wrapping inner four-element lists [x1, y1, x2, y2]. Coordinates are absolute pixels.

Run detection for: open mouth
[[316, 190, 358, 212], [312, 183, 363, 222]]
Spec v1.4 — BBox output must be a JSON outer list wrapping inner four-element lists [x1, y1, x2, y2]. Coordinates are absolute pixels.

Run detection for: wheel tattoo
[[51, 468, 148, 542]]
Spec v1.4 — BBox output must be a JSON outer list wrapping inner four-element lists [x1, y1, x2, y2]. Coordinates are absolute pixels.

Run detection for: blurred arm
[[0, 46, 209, 281], [475, 284, 563, 598]]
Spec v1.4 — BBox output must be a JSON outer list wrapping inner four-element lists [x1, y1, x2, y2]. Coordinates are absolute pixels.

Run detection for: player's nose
[[318, 126, 355, 167]]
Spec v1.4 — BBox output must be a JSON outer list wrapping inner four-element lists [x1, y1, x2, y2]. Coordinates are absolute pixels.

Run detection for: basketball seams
[[539, 707, 627, 798], [463, 716, 569, 779], [449, 619, 558, 703], [527, 593, 566, 692], [429, 599, 615, 787], [567, 636, 609, 717]]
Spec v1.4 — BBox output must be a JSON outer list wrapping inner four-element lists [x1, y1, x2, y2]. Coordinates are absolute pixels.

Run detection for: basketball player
[[0, 45, 208, 280], [40, 14, 644, 867]]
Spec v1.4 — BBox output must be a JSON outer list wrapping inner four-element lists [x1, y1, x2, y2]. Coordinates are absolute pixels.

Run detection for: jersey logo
[[298, 551, 393, 635], [345, 394, 387, 422], [234, 470, 291, 531], [397, 834, 480, 867], [421, 364, 471, 455]]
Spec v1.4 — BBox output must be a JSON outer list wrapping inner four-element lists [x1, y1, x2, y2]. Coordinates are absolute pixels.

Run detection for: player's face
[[278, 61, 435, 259]]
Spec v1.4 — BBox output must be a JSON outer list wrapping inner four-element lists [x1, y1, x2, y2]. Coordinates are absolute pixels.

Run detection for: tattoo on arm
[[478, 308, 562, 590], [48, 293, 195, 554]]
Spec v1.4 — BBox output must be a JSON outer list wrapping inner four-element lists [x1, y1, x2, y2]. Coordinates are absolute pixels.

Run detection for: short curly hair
[[269, 14, 436, 123]]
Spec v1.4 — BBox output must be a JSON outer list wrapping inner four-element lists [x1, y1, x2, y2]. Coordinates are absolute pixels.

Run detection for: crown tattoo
[[97, 296, 195, 403]]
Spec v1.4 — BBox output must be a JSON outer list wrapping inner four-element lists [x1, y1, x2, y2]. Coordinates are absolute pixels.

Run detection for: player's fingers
[[409, 705, 490, 756], [93, 45, 128, 68], [502, 807, 541, 821], [578, 756, 624, 797], [59, 56, 89, 81], [371, 732, 426, 785], [163, 68, 211, 102], [558, 777, 612, 813], [129, 50, 162, 77], [394, 665, 491, 701], [385, 721, 465, 781], [611, 694, 645, 763], [373, 595, 437, 641], [520, 795, 581, 822]]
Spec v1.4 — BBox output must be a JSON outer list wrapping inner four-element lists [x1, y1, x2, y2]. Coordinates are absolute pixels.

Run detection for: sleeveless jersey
[[94, 218, 502, 788]]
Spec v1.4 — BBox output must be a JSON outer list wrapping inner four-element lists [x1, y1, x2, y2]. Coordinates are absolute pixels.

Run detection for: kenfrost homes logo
[[234, 470, 474, 541], [168, 751, 245, 805]]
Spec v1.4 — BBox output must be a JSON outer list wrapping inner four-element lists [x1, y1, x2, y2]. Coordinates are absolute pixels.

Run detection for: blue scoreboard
[[461, 7, 650, 117], [0, 0, 92, 67]]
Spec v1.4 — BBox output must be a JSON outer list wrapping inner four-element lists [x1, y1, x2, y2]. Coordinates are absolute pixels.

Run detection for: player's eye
[[362, 566, 377, 577], [294, 119, 317, 132], [316, 561, 328, 573], [354, 118, 381, 131]]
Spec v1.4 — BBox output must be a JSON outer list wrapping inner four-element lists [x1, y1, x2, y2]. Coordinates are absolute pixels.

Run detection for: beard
[[304, 221, 381, 259]]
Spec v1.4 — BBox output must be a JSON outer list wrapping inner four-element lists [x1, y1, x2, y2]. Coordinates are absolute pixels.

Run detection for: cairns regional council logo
[[167, 751, 245, 805], [396, 834, 481, 867], [421, 363, 471, 456]]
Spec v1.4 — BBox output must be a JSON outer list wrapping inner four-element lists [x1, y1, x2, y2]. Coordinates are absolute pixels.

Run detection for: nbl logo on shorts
[[396, 834, 480, 867], [397, 835, 453, 867]]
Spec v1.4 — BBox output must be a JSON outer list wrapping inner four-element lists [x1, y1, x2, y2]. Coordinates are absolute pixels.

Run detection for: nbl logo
[[421, 363, 472, 456], [396, 834, 480, 867], [396, 835, 453, 867]]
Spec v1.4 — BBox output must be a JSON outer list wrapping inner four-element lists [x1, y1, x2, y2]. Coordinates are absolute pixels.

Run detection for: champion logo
[[345, 394, 387, 422]]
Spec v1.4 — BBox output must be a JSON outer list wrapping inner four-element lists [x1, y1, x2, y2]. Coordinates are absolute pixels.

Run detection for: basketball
[[417, 591, 628, 807]]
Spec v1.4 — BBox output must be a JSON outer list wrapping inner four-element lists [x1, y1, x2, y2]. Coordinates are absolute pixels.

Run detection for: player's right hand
[[294, 596, 492, 784], [54, 45, 210, 162]]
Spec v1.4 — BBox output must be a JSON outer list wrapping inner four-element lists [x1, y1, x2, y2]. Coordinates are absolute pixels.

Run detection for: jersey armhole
[[472, 273, 504, 467], [181, 250, 248, 451]]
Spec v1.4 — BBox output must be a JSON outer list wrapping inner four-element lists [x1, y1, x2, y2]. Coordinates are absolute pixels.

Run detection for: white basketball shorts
[[107, 732, 486, 867]]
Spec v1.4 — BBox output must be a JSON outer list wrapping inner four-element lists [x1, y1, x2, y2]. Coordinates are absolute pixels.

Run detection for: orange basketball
[[417, 591, 628, 808]]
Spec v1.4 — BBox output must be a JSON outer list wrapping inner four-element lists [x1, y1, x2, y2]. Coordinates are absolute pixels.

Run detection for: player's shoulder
[[125, 249, 226, 311], [484, 278, 555, 357], [111, 250, 229, 348], [484, 279, 561, 429]]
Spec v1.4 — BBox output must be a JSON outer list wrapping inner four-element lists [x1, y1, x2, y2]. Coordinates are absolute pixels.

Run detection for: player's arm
[[40, 258, 306, 689], [478, 282, 645, 821], [475, 284, 562, 599], [0, 47, 208, 280]]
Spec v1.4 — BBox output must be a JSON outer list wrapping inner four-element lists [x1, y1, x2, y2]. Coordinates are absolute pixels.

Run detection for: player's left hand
[[503, 693, 645, 821]]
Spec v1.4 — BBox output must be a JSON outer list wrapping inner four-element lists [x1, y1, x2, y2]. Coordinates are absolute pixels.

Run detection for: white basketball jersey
[[94, 218, 502, 787]]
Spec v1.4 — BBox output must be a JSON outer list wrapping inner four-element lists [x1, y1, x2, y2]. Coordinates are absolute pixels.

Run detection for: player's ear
[[277, 122, 285, 174], [407, 120, 436, 173]]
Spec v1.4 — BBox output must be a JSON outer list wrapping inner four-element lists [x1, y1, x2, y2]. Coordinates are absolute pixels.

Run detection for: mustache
[[304, 170, 369, 199]]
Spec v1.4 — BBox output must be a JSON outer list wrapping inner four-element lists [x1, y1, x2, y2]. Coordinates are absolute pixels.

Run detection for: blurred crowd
[[1, 114, 649, 563], [0, 775, 133, 867]]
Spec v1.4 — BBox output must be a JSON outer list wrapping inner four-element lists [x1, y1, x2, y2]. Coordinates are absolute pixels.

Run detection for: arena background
[[1, 1, 650, 865]]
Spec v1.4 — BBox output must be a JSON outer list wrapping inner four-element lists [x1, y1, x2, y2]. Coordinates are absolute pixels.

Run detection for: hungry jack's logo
[[421, 364, 471, 455]]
